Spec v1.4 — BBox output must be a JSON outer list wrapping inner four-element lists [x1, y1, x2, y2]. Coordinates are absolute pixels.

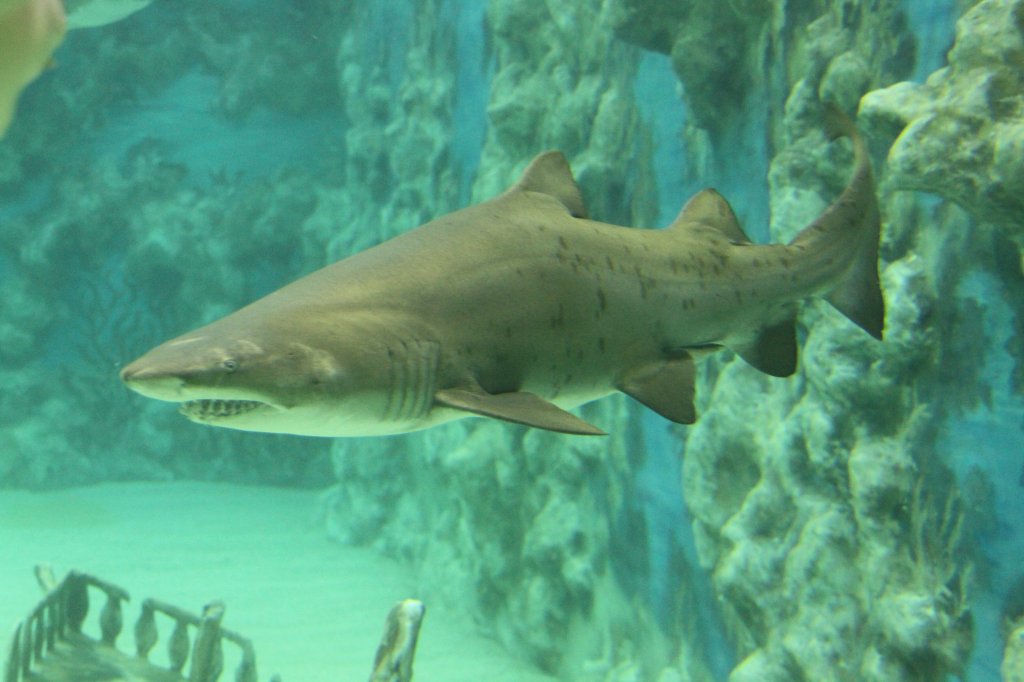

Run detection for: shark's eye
[[222, 359, 238, 372]]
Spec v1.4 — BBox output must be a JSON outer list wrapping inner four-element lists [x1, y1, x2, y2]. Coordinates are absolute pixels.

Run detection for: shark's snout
[[120, 351, 287, 430], [120, 363, 188, 401]]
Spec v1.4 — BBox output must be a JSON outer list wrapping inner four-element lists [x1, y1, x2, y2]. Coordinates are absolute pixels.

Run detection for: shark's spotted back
[[121, 106, 883, 437]]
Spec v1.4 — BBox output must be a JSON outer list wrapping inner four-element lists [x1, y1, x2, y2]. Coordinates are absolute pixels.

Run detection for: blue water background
[[4, 0, 1017, 679]]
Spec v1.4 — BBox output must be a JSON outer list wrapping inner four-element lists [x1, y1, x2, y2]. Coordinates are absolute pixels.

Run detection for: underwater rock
[[189, 3, 341, 119], [848, 438, 917, 523], [1, 114, 334, 487], [672, 2, 979, 679], [0, 277, 52, 368], [726, 648, 794, 682], [1006, 623, 1024, 682], [608, 0, 772, 133], [1006, 574, 1024, 682], [474, 0, 654, 227], [611, 0, 914, 146], [860, 0, 1024, 236], [820, 50, 873, 114], [328, 399, 690, 679]]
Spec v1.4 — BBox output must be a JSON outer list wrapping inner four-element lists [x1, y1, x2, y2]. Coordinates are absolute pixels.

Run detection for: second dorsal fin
[[669, 189, 751, 243], [511, 151, 589, 219]]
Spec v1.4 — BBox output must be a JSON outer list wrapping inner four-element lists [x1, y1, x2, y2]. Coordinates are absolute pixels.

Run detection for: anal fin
[[733, 318, 798, 377], [435, 388, 606, 436], [615, 355, 697, 425]]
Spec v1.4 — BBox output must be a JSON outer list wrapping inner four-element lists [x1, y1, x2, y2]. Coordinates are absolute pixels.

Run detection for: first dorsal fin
[[670, 189, 751, 244], [512, 151, 589, 219]]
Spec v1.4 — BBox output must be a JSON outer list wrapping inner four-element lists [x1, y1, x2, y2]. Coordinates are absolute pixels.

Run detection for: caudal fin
[[826, 206, 884, 339], [793, 104, 885, 340], [827, 224, 884, 337], [826, 105, 884, 340]]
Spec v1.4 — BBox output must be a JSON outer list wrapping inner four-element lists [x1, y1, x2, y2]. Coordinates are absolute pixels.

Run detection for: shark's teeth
[[179, 399, 265, 420]]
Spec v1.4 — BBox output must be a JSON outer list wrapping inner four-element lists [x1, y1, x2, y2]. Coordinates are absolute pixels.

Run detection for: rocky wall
[[610, 0, 1012, 680], [861, 0, 1024, 393]]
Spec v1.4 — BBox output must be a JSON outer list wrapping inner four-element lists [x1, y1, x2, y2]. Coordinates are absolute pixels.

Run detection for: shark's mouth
[[179, 399, 267, 421]]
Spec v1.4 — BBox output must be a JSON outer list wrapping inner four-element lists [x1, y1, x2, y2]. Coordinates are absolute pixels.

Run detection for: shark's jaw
[[179, 399, 268, 422], [121, 363, 433, 436], [176, 395, 305, 432], [120, 365, 287, 427]]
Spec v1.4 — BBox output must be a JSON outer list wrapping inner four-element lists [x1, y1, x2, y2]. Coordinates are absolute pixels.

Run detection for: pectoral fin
[[435, 388, 606, 435], [616, 355, 697, 425]]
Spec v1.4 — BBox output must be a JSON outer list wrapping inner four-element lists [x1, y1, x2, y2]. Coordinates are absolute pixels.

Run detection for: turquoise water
[[2, 1, 1021, 680]]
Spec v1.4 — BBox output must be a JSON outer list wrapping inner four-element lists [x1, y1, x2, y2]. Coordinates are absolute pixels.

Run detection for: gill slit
[[384, 341, 438, 423]]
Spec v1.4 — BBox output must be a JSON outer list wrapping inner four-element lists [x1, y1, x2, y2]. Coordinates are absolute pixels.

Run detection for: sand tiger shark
[[121, 106, 883, 437], [1, 0, 155, 137]]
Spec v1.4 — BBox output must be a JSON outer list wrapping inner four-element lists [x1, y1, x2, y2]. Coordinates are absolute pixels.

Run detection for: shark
[[121, 106, 883, 437], [65, 0, 151, 29], [0, 0, 66, 137], [1, 0, 154, 138]]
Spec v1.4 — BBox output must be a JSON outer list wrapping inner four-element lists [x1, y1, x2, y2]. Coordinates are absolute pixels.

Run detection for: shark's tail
[[791, 103, 885, 340]]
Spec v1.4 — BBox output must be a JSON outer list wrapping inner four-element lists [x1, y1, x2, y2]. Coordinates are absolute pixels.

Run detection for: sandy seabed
[[0, 482, 555, 682]]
